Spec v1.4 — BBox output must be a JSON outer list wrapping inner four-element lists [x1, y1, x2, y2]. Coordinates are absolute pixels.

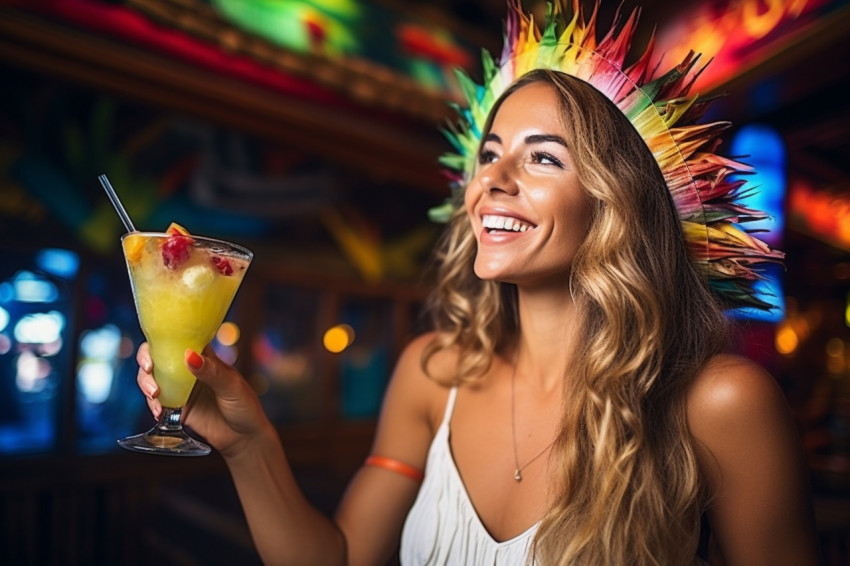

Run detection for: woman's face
[[464, 81, 594, 289]]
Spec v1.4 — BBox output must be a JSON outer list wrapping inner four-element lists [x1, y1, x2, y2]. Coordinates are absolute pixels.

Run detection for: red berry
[[162, 234, 192, 269], [212, 256, 233, 275]]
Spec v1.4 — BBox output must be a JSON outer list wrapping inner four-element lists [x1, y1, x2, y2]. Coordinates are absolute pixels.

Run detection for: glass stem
[[157, 407, 183, 432]]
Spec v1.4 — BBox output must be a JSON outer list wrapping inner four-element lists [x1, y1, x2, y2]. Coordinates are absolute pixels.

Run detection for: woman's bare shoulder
[[386, 332, 459, 429], [394, 331, 460, 385], [684, 357, 818, 563], [686, 353, 788, 429], [685, 352, 801, 482]]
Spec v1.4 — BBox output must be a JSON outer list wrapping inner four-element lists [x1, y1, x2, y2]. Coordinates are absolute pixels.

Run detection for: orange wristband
[[364, 456, 425, 482]]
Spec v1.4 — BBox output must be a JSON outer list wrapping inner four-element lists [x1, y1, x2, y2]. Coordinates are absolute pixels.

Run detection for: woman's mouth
[[481, 214, 535, 233]]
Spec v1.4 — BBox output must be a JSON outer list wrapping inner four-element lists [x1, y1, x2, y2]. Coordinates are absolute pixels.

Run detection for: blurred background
[[0, 0, 848, 564]]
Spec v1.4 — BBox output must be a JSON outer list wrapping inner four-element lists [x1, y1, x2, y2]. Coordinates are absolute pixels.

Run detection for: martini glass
[[117, 230, 252, 455]]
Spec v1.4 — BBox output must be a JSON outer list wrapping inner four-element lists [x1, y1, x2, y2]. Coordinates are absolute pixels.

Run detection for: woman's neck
[[513, 285, 579, 391]]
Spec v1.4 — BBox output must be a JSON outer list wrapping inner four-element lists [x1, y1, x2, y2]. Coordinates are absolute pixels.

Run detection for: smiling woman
[[464, 81, 593, 287], [128, 2, 819, 565], [413, 67, 817, 566]]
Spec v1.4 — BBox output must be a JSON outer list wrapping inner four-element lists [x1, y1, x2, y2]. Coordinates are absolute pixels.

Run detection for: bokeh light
[[323, 324, 355, 353], [217, 321, 241, 346], [775, 324, 799, 355]]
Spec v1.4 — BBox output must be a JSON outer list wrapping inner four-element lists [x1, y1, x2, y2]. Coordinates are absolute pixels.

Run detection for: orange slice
[[123, 233, 146, 263], [166, 222, 191, 236]]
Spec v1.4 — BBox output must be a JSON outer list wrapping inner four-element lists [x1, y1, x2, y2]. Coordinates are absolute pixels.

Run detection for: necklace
[[510, 367, 556, 482]]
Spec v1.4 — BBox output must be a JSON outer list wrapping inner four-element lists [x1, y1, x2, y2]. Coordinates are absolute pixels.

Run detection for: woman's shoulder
[[685, 352, 799, 477], [684, 358, 818, 563], [387, 332, 459, 429], [685, 353, 787, 424], [395, 331, 461, 385]]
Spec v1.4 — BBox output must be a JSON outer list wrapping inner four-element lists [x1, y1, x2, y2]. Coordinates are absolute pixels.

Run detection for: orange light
[[323, 324, 355, 354], [775, 324, 798, 355], [846, 293, 850, 328], [216, 322, 240, 346]]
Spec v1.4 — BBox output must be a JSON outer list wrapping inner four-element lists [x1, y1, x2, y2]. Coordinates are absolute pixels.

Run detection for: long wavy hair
[[422, 69, 730, 565]]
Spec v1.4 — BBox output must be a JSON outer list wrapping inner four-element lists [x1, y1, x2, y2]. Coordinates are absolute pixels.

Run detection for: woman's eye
[[478, 149, 498, 165], [531, 151, 563, 167]]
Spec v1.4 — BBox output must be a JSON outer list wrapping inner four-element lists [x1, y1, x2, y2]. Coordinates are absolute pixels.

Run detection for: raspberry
[[211, 256, 233, 275], [162, 234, 192, 269]]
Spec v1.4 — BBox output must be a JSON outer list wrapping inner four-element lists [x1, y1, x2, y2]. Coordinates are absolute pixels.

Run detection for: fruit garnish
[[166, 222, 191, 237], [211, 256, 233, 276], [123, 233, 146, 263], [162, 234, 192, 269], [182, 264, 215, 289]]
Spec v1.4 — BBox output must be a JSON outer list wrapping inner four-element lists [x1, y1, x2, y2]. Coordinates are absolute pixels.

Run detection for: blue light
[[0, 306, 8, 332], [0, 282, 13, 303], [730, 124, 786, 248], [728, 124, 787, 322], [6, 271, 59, 303], [35, 249, 80, 280], [79, 324, 121, 358], [14, 311, 66, 344]]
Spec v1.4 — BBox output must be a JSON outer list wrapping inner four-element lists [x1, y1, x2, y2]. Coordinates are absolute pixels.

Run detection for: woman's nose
[[478, 158, 518, 195]]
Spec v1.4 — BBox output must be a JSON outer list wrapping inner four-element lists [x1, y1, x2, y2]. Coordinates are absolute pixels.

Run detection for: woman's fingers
[[146, 394, 162, 420], [184, 348, 241, 396], [135, 342, 160, 412], [136, 342, 152, 373]]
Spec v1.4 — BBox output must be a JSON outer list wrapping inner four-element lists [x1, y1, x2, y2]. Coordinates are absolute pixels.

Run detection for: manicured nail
[[185, 349, 204, 370], [145, 384, 157, 399]]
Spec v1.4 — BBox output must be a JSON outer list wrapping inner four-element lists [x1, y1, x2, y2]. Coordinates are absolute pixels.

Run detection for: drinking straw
[[98, 174, 136, 233]]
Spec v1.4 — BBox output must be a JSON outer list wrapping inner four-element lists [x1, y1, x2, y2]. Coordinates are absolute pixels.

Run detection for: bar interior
[[1, 0, 849, 564]]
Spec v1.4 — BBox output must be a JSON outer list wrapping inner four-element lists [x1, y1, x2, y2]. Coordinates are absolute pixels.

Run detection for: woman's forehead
[[491, 82, 567, 134]]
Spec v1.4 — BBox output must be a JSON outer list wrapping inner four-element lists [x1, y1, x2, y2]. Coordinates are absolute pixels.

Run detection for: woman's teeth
[[482, 214, 532, 232]]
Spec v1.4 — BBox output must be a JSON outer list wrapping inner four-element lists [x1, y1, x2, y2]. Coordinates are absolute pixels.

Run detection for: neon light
[[654, 0, 837, 91], [730, 125, 786, 248], [789, 181, 850, 250], [727, 125, 787, 322]]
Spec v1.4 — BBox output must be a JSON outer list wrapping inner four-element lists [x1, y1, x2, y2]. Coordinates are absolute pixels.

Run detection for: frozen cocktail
[[118, 223, 252, 455]]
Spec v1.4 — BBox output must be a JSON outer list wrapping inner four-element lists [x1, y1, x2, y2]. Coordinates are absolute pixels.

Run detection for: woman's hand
[[136, 343, 271, 458]]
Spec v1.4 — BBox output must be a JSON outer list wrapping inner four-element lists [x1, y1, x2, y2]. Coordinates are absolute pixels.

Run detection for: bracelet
[[364, 455, 425, 483]]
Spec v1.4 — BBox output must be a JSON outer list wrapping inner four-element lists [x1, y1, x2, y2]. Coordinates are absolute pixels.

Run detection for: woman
[[136, 69, 818, 565]]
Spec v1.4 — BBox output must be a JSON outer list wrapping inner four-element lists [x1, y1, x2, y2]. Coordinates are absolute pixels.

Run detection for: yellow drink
[[123, 232, 251, 408]]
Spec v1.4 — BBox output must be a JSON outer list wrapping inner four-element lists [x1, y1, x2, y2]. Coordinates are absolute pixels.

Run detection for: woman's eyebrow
[[482, 132, 568, 147], [525, 134, 568, 147]]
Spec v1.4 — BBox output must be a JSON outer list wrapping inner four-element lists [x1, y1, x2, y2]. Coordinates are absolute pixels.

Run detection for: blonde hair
[[422, 69, 729, 564]]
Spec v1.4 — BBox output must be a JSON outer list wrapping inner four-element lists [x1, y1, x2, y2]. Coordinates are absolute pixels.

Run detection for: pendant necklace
[[511, 367, 556, 482]]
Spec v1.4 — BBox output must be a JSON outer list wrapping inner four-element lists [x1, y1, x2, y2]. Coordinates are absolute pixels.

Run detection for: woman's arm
[[335, 333, 450, 565], [688, 354, 820, 566], [222, 419, 348, 565], [136, 333, 442, 566]]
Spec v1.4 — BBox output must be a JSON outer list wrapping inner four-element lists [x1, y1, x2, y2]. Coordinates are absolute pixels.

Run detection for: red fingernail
[[185, 349, 204, 370]]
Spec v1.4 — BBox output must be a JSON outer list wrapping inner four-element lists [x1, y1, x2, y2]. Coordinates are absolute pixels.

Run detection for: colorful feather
[[433, 0, 784, 310]]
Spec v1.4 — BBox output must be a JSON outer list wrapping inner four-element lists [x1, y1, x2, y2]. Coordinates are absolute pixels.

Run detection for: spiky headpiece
[[430, 0, 784, 310]]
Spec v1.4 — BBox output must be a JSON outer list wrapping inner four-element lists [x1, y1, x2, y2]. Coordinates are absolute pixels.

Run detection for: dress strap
[[441, 387, 459, 427]]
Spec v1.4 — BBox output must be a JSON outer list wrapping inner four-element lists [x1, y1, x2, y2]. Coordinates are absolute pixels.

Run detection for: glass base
[[118, 407, 210, 456]]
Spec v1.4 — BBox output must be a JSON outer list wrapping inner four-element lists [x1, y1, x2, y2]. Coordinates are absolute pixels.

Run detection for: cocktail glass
[[117, 230, 252, 456]]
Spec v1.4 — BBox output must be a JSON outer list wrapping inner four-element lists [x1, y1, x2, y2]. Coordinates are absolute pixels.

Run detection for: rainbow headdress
[[430, 0, 784, 310]]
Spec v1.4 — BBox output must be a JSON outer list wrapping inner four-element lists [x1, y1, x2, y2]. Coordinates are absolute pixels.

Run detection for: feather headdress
[[430, 0, 784, 310]]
